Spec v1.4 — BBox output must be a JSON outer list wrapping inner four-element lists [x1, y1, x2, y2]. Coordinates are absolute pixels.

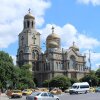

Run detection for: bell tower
[[17, 9, 41, 68]]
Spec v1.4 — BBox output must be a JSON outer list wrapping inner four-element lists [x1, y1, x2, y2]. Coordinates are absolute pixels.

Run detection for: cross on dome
[[73, 41, 75, 46], [51, 26, 55, 34], [28, 8, 31, 13]]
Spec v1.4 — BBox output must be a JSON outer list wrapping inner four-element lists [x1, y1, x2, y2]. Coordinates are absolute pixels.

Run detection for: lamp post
[[88, 50, 91, 70], [89, 79, 92, 87]]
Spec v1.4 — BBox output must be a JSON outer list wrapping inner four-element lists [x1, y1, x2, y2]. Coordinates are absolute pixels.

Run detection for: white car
[[69, 82, 90, 94], [26, 92, 59, 100]]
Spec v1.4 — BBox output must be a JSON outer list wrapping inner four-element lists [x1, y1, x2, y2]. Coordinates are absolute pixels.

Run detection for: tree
[[95, 68, 100, 78], [17, 64, 35, 89], [0, 51, 35, 90], [42, 80, 50, 87], [69, 78, 78, 85], [50, 75, 71, 90], [80, 74, 98, 87], [0, 51, 15, 90], [95, 68, 100, 86]]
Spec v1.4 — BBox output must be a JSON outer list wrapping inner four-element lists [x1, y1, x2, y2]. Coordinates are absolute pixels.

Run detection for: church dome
[[47, 33, 60, 40], [46, 26, 60, 40], [46, 26, 61, 49], [48, 41, 58, 48], [24, 13, 35, 19], [69, 42, 79, 51]]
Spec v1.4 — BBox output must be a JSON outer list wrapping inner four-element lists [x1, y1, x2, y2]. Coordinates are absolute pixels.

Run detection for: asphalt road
[[0, 93, 100, 100], [59, 93, 100, 100]]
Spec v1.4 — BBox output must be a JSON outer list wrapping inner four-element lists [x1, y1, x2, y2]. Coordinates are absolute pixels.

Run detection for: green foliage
[[95, 68, 100, 86], [15, 64, 35, 89], [0, 51, 35, 89], [95, 68, 100, 78], [42, 80, 50, 87], [69, 78, 78, 85], [0, 51, 14, 89], [80, 74, 98, 86], [50, 75, 71, 89]]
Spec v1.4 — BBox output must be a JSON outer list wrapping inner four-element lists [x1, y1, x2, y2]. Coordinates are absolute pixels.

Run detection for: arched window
[[32, 52, 35, 59], [27, 21, 30, 28], [56, 62, 58, 70], [32, 21, 33, 28], [70, 55, 76, 70], [32, 50, 39, 60]]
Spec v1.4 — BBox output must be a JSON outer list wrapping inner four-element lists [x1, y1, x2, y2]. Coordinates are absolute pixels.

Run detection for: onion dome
[[46, 26, 60, 49], [24, 9, 35, 19], [69, 42, 79, 51], [47, 33, 60, 40], [48, 41, 58, 48], [47, 26, 60, 40], [24, 13, 35, 19]]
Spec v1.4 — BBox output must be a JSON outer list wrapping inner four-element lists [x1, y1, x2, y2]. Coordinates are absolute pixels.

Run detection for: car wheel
[[85, 91, 87, 94], [20, 96, 22, 98], [56, 98, 59, 100], [69, 92, 72, 95]]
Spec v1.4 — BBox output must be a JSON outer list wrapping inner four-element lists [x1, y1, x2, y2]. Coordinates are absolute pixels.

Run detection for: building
[[17, 11, 90, 86]]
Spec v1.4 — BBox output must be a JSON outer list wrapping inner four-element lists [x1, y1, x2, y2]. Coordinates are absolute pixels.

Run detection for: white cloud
[[0, 0, 51, 48], [39, 23, 100, 49], [11, 55, 16, 65], [39, 23, 100, 70], [82, 50, 100, 70], [77, 0, 100, 6]]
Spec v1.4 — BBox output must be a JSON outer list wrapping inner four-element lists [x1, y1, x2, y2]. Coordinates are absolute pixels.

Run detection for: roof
[[73, 82, 89, 86]]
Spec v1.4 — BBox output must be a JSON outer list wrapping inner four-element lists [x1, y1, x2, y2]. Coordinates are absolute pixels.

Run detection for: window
[[32, 50, 39, 60], [41, 93, 48, 96], [70, 55, 76, 69], [56, 62, 58, 69], [27, 21, 30, 28], [72, 86, 78, 89], [80, 85, 89, 88], [32, 21, 33, 28], [48, 93, 54, 97]]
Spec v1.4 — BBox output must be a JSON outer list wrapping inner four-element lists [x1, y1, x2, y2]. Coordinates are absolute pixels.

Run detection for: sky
[[0, 0, 100, 70]]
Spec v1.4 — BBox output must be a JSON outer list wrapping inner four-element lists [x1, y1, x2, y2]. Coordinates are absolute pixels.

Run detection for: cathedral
[[16, 11, 90, 86]]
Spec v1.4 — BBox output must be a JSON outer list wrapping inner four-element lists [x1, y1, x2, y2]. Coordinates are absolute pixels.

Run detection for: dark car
[[95, 87, 100, 92]]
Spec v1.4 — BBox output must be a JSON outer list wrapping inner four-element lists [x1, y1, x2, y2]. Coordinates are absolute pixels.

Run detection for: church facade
[[16, 11, 90, 86]]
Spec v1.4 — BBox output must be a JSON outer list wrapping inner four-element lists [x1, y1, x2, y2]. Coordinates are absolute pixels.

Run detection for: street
[[0, 93, 100, 100]]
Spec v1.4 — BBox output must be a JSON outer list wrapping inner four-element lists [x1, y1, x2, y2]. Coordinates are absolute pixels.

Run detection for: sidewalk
[[0, 93, 9, 100]]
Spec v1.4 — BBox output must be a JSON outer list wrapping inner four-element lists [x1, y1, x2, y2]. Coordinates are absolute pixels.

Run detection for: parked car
[[64, 88, 71, 93], [69, 82, 90, 94], [95, 87, 100, 92], [26, 92, 59, 100], [22, 89, 32, 95], [89, 87, 95, 92], [10, 90, 22, 98], [50, 88, 62, 95]]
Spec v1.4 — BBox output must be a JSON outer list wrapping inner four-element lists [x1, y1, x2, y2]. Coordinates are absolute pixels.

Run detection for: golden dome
[[47, 33, 60, 40], [24, 13, 35, 19], [70, 42, 79, 51], [48, 41, 58, 48]]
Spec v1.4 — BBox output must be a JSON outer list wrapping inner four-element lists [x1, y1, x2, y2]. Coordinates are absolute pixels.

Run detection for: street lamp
[[88, 50, 96, 70], [89, 79, 92, 87], [88, 50, 91, 70]]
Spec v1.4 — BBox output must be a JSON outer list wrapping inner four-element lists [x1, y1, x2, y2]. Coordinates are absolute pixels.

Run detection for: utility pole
[[88, 50, 91, 70]]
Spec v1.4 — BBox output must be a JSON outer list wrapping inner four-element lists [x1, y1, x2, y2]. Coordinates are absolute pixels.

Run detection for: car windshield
[[72, 86, 78, 89], [31, 92, 41, 96]]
